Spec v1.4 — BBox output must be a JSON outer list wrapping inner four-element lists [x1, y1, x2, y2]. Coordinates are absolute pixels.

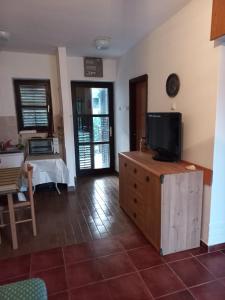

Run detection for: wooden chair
[[0, 164, 37, 246], [0, 205, 5, 244]]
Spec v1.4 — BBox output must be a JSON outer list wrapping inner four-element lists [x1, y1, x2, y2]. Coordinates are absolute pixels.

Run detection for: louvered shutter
[[14, 80, 52, 132]]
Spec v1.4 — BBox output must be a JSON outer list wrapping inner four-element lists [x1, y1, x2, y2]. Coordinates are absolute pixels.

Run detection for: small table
[[25, 155, 69, 194], [0, 167, 21, 249]]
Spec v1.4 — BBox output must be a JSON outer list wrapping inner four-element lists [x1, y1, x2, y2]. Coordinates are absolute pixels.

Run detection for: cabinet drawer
[[125, 204, 145, 231], [127, 189, 146, 214], [119, 156, 128, 172], [127, 176, 145, 195], [120, 156, 151, 183], [127, 161, 151, 182]]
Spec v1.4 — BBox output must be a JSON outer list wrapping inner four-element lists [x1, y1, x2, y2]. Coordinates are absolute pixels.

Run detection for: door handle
[[109, 126, 113, 137]]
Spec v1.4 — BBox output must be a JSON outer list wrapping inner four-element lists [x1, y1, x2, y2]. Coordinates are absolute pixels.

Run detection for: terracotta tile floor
[[1, 231, 225, 299], [0, 175, 136, 259], [1, 175, 225, 299]]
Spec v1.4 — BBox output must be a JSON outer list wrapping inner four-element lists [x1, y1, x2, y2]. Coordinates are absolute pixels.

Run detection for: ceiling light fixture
[[94, 36, 111, 50], [0, 31, 11, 41]]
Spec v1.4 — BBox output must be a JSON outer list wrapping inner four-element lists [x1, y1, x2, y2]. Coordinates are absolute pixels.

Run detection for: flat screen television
[[146, 112, 182, 162]]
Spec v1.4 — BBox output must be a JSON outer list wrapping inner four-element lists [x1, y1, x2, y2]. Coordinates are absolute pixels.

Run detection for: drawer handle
[[146, 176, 150, 182], [134, 183, 137, 189], [133, 168, 137, 174], [133, 198, 137, 204], [124, 163, 127, 167], [133, 212, 137, 219]]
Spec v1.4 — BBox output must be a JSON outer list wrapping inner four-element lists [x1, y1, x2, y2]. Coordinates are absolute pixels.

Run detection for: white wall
[[115, 0, 220, 244], [115, 0, 219, 169], [209, 45, 225, 245], [57, 47, 76, 188], [0, 51, 60, 117], [0, 51, 62, 145]]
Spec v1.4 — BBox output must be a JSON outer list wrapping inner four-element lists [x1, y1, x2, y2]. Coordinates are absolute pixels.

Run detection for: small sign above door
[[84, 57, 103, 77]]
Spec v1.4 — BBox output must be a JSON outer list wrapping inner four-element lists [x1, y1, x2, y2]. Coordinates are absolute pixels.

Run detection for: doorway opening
[[71, 81, 114, 176], [129, 74, 148, 151]]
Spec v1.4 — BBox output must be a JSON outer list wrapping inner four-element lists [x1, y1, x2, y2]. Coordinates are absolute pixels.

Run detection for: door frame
[[71, 81, 115, 176], [129, 74, 148, 151]]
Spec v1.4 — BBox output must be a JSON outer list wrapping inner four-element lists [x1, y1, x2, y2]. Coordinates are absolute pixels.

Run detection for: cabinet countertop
[[0, 150, 24, 155], [119, 151, 202, 178]]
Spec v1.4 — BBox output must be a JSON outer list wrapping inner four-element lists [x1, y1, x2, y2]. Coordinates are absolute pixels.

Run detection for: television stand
[[119, 151, 203, 255]]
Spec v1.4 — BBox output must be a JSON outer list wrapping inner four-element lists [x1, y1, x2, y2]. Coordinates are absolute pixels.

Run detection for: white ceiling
[[0, 0, 190, 58]]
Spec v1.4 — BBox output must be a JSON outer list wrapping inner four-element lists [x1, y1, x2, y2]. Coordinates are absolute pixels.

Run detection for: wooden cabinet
[[0, 152, 24, 169], [211, 0, 225, 40], [119, 151, 203, 255]]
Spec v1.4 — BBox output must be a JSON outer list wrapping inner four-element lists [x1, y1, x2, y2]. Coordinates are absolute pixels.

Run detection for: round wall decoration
[[166, 73, 180, 97]]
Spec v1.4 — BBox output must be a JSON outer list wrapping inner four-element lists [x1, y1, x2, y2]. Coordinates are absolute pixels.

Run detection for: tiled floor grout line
[[2, 250, 225, 300], [42, 256, 221, 299], [165, 261, 198, 300], [123, 249, 156, 299], [77, 195, 98, 242], [1, 243, 142, 283], [122, 243, 153, 253], [67, 270, 138, 291], [154, 288, 188, 299], [2, 244, 217, 296], [187, 279, 221, 300], [29, 254, 32, 279], [64, 250, 127, 266], [166, 254, 225, 299], [0, 272, 30, 285], [32, 264, 65, 275], [61, 246, 71, 300], [77, 191, 108, 241], [60, 241, 154, 294], [194, 253, 218, 280], [192, 249, 222, 257], [87, 186, 114, 227], [189, 278, 218, 288], [48, 290, 69, 298], [164, 254, 194, 264], [135, 270, 156, 299], [48, 288, 68, 298]]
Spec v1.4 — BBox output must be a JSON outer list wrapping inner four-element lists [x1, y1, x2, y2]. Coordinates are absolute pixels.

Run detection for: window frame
[[14, 79, 53, 133]]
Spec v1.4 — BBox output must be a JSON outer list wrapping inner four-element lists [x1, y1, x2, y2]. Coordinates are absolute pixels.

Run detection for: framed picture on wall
[[84, 57, 103, 77]]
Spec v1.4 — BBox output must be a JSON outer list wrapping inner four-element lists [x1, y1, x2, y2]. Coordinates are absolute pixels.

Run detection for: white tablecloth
[[25, 155, 69, 186]]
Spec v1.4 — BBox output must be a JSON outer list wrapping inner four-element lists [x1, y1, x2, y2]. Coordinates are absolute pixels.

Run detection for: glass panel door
[[72, 82, 114, 175]]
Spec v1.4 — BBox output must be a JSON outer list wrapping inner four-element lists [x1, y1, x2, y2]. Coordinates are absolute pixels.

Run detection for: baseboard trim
[[200, 240, 225, 252], [114, 170, 119, 177]]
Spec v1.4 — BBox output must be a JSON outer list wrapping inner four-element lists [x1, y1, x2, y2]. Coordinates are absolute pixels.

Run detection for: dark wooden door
[[129, 75, 148, 151], [71, 82, 114, 176]]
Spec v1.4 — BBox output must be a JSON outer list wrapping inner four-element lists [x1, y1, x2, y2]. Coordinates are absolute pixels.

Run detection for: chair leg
[[0, 212, 3, 244], [8, 193, 18, 250], [30, 202, 37, 236], [27, 164, 37, 237]]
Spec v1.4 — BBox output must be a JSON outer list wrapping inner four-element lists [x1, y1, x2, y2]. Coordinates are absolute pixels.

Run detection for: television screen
[[146, 112, 182, 162]]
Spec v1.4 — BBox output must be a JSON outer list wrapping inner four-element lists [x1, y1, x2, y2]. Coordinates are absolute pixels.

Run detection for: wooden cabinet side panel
[[211, 0, 225, 40], [161, 171, 203, 255]]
